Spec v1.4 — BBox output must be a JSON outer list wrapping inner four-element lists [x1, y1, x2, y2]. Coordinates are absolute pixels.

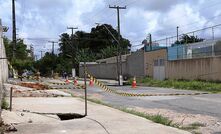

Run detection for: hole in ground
[[57, 113, 85, 121]]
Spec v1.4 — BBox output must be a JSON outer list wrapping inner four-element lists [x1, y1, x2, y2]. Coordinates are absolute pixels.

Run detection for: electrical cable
[[85, 117, 111, 134]]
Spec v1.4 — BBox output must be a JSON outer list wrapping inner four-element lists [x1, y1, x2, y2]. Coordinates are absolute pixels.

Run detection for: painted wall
[[144, 49, 167, 77]]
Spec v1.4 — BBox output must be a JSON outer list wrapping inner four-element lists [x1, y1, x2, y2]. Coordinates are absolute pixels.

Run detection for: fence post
[[10, 87, 13, 111]]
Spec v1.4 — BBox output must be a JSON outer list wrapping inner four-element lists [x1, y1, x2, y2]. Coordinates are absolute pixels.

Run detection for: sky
[[0, 0, 221, 58]]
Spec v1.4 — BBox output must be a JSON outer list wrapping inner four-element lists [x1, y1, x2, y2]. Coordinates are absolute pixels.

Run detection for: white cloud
[[1, 0, 221, 57]]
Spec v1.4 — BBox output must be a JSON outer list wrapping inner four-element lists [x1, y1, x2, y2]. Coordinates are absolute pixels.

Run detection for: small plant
[[119, 108, 173, 126], [1, 98, 9, 110]]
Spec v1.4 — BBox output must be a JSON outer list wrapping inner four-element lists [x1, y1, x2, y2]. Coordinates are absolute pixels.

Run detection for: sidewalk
[[2, 96, 190, 134]]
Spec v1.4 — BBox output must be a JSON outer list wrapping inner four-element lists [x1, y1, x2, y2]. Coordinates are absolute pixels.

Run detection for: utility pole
[[67, 27, 78, 37], [67, 27, 78, 75], [109, 5, 126, 86], [176, 26, 179, 43], [40, 51, 44, 59], [12, 0, 16, 58], [48, 41, 58, 55], [48, 41, 58, 77], [149, 34, 152, 50], [67, 27, 78, 50], [35, 55, 38, 61]]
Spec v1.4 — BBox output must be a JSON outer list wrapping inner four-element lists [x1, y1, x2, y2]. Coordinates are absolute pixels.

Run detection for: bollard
[[10, 87, 13, 111]]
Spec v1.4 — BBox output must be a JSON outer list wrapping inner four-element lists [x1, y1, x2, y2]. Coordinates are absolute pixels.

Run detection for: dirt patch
[[18, 82, 49, 90], [133, 107, 221, 134]]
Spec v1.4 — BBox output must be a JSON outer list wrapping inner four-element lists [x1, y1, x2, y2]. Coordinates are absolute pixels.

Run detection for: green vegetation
[[82, 97, 175, 127], [34, 24, 131, 76], [4, 37, 35, 76], [119, 108, 174, 126], [1, 98, 9, 110], [180, 122, 205, 131], [173, 34, 204, 46], [129, 77, 221, 93]]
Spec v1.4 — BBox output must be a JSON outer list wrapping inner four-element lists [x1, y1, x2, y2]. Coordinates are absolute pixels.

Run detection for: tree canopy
[[35, 24, 132, 76], [173, 34, 204, 46], [4, 37, 35, 75]]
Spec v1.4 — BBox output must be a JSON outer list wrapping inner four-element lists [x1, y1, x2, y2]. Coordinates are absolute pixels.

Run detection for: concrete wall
[[79, 50, 145, 79], [0, 19, 9, 115], [144, 49, 167, 77], [96, 54, 130, 64], [125, 50, 145, 78], [79, 62, 126, 79], [0, 20, 8, 84], [166, 56, 221, 81]]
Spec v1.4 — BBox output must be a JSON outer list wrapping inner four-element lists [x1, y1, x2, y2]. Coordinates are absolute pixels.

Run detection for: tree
[[34, 52, 58, 76], [173, 34, 204, 46], [57, 24, 131, 75], [3, 37, 34, 75]]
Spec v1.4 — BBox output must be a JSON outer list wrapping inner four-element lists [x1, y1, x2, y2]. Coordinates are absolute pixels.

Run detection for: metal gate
[[153, 59, 165, 80]]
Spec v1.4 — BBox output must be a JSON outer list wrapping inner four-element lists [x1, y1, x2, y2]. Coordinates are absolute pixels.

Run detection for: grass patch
[[180, 122, 205, 131], [1, 98, 9, 110], [83, 97, 176, 127], [129, 77, 221, 93], [119, 108, 174, 126]]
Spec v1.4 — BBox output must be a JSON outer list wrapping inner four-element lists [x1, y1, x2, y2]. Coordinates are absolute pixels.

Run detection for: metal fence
[[153, 24, 221, 47], [148, 24, 221, 60], [167, 39, 221, 60]]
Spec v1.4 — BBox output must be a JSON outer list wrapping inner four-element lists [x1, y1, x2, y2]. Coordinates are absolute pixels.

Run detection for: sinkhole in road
[[57, 113, 85, 121]]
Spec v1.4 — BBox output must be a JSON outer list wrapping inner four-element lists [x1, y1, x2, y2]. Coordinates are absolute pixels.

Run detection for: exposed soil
[[18, 82, 49, 90], [133, 107, 221, 134]]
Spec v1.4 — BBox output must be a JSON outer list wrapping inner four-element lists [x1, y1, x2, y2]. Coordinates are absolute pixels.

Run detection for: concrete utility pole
[[48, 41, 58, 55], [109, 5, 126, 86], [67, 27, 78, 74], [12, 0, 16, 58]]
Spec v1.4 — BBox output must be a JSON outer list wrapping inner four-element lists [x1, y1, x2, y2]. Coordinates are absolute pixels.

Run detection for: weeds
[[119, 108, 174, 126], [180, 122, 205, 131], [84, 97, 175, 127], [1, 98, 9, 110], [129, 77, 221, 93]]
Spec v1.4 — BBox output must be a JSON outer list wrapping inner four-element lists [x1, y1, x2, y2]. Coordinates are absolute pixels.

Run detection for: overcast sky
[[0, 0, 221, 58]]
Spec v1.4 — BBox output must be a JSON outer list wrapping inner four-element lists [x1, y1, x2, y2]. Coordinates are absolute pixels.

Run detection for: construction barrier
[[86, 71, 208, 97]]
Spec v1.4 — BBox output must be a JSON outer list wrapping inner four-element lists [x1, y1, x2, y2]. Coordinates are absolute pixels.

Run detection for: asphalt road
[[12, 78, 221, 119], [58, 82, 221, 119]]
